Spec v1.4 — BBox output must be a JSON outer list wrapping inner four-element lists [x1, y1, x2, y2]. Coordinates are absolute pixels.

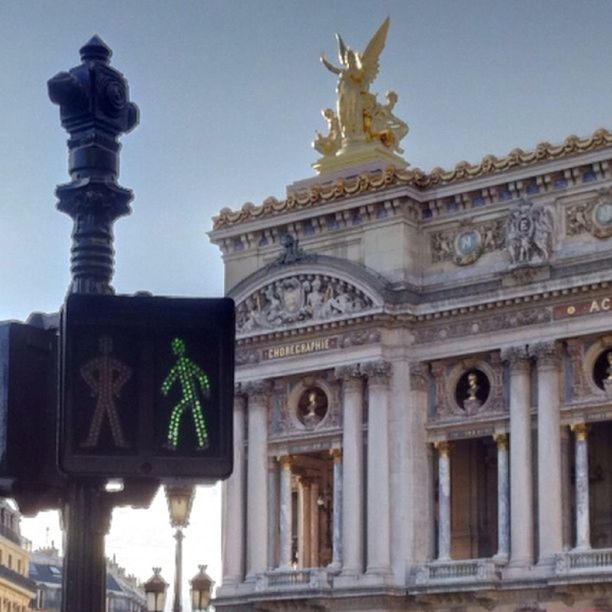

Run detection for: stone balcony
[[414, 558, 501, 586], [255, 568, 333, 592], [555, 548, 612, 576]]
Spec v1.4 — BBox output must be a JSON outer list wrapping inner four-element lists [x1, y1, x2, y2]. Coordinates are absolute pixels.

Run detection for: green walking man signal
[[61, 293, 235, 482], [162, 337, 211, 451]]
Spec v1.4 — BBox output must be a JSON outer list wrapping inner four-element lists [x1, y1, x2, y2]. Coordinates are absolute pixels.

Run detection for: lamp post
[[190, 565, 214, 611], [165, 484, 196, 612], [143, 567, 168, 612]]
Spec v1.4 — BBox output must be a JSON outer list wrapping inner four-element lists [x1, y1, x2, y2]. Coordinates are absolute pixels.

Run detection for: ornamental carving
[[236, 274, 374, 333], [270, 375, 341, 437], [431, 219, 504, 265], [409, 363, 429, 392], [413, 307, 551, 345], [212, 128, 612, 230], [566, 338, 588, 399], [431, 353, 504, 420], [362, 360, 392, 384], [505, 199, 554, 267], [566, 189, 612, 239], [340, 328, 381, 347], [500, 345, 530, 371], [529, 341, 561, 368]]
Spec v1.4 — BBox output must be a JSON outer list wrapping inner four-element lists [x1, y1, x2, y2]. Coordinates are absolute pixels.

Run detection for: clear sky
[[2, 0, 612, 602]]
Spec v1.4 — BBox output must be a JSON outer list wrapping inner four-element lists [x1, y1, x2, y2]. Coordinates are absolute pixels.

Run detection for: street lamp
[[143, 567, 168, 612], [190, 565, 214, 611], [165, 484, 196, 612]]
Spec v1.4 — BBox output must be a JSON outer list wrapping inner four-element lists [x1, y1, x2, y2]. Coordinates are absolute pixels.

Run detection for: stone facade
[[210, 129, 612, 610]]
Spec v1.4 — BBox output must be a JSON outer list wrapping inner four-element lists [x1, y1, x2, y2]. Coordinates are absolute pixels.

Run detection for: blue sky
[[4, 0, 612, 596]]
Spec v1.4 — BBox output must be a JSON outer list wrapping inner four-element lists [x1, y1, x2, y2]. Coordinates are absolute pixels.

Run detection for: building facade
[[210, 123, 612, 611], [30, 547, 146, 612], [0, 501, 36, 612]]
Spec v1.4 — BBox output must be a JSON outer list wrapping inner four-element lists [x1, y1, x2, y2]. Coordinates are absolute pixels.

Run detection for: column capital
[[434, 440, 451, 457], [362, 360, 392, 385], [330, 448, 343, 463], [243, 379, 273, 403], [409, 363, 429, 391], [493, 432, 508, 449], [530, 341, 562, 369], [500, 345, 530, 371], [278, 455, 293, 469], [335, 363, 363, 387], [570, 422, 590, 441]]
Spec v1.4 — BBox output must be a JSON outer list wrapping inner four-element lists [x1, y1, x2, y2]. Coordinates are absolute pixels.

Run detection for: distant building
[[30, 547, 146, 612], [210, 109, 612, 609], [0, 500, 36, 611]]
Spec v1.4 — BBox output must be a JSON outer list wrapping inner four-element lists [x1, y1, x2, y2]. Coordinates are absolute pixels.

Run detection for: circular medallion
[[297, 386, 328, 429], [594, 201, 612, 227]]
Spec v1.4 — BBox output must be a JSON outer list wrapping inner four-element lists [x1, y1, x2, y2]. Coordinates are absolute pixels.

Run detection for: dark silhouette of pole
[[48, 35, 139, 612], [173, 528, 184, 612]]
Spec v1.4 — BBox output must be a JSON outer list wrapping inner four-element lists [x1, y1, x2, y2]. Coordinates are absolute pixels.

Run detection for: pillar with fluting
[[571, 423, 591, 551], [494, 433, 510, 561], [435, 441, 452, 561], [532, 341, 563, 567], [244, 381, 271, 579], [363, 360, 392, 575], [221, 390, 246, 585], [335, 365, 364, 576], [278, 455, 293, 569], [501, 346, 533, 570], [330, 448, 343, 569]]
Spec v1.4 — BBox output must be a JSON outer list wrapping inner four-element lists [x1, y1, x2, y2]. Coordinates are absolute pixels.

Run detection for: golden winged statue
[[318, 17, 406, 156]]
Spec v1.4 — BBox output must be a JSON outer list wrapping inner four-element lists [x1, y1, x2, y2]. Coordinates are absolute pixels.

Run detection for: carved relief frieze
[[430, 218, 504, 265], [413, 307, 551, 345], [505, 199, 554, 267], [236, 274, 375, 334], [566, 188, 612, 239], [340, 328, 381, 347]]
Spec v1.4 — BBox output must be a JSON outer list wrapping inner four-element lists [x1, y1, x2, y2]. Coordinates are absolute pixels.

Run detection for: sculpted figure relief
[[317, 18, 408, 156], [236, 274, 373, 333], [505, 199, 554, 266]]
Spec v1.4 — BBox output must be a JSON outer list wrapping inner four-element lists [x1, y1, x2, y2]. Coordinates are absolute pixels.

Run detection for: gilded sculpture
[[314, 17, 408, 172]]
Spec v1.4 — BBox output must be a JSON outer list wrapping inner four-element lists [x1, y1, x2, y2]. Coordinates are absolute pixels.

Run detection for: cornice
[[212, 128, 612, 231]]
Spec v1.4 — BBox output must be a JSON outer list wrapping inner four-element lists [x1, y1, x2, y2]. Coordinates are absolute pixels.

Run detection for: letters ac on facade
[[60, 294, 235, 481]]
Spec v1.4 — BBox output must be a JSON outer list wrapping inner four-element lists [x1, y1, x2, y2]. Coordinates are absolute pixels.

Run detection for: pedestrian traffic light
[[0, 321, 66, 514], [60, 294, 235, 482]]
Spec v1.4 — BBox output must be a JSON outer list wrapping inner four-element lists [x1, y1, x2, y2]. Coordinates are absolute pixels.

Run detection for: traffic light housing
[[61, 294, 235, 482], [0, 321, 65, 515]]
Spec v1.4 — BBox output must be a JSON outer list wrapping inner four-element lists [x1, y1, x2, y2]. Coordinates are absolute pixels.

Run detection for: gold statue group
[[314, 18, 408, 160]]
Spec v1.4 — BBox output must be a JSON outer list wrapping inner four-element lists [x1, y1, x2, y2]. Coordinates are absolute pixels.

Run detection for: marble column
[[532, 341, 563, 567], [502, 346, 533, 569], [435, 441, 452, 561], [310, 482, 320, 568], [298, 478, 312, 567], [244, 380, 271, 579], [221, 390, 246, 586], [335, 365, 364, 576], [330, 448, 343, 569], [571, 423, 591, 551], [363, 360, 392, 575], [278, 455, 293, 569], [494, 433, 510, 561]]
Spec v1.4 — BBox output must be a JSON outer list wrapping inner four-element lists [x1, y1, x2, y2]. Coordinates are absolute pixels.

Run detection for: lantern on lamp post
[[190, 565, 214, 611], [143, 567, 168, 612], [165, 484, 196, 612]]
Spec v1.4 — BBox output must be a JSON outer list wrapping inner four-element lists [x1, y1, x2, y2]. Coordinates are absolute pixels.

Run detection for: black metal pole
[[49, 35, 139, 612], [173, 528, 184, 612]]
